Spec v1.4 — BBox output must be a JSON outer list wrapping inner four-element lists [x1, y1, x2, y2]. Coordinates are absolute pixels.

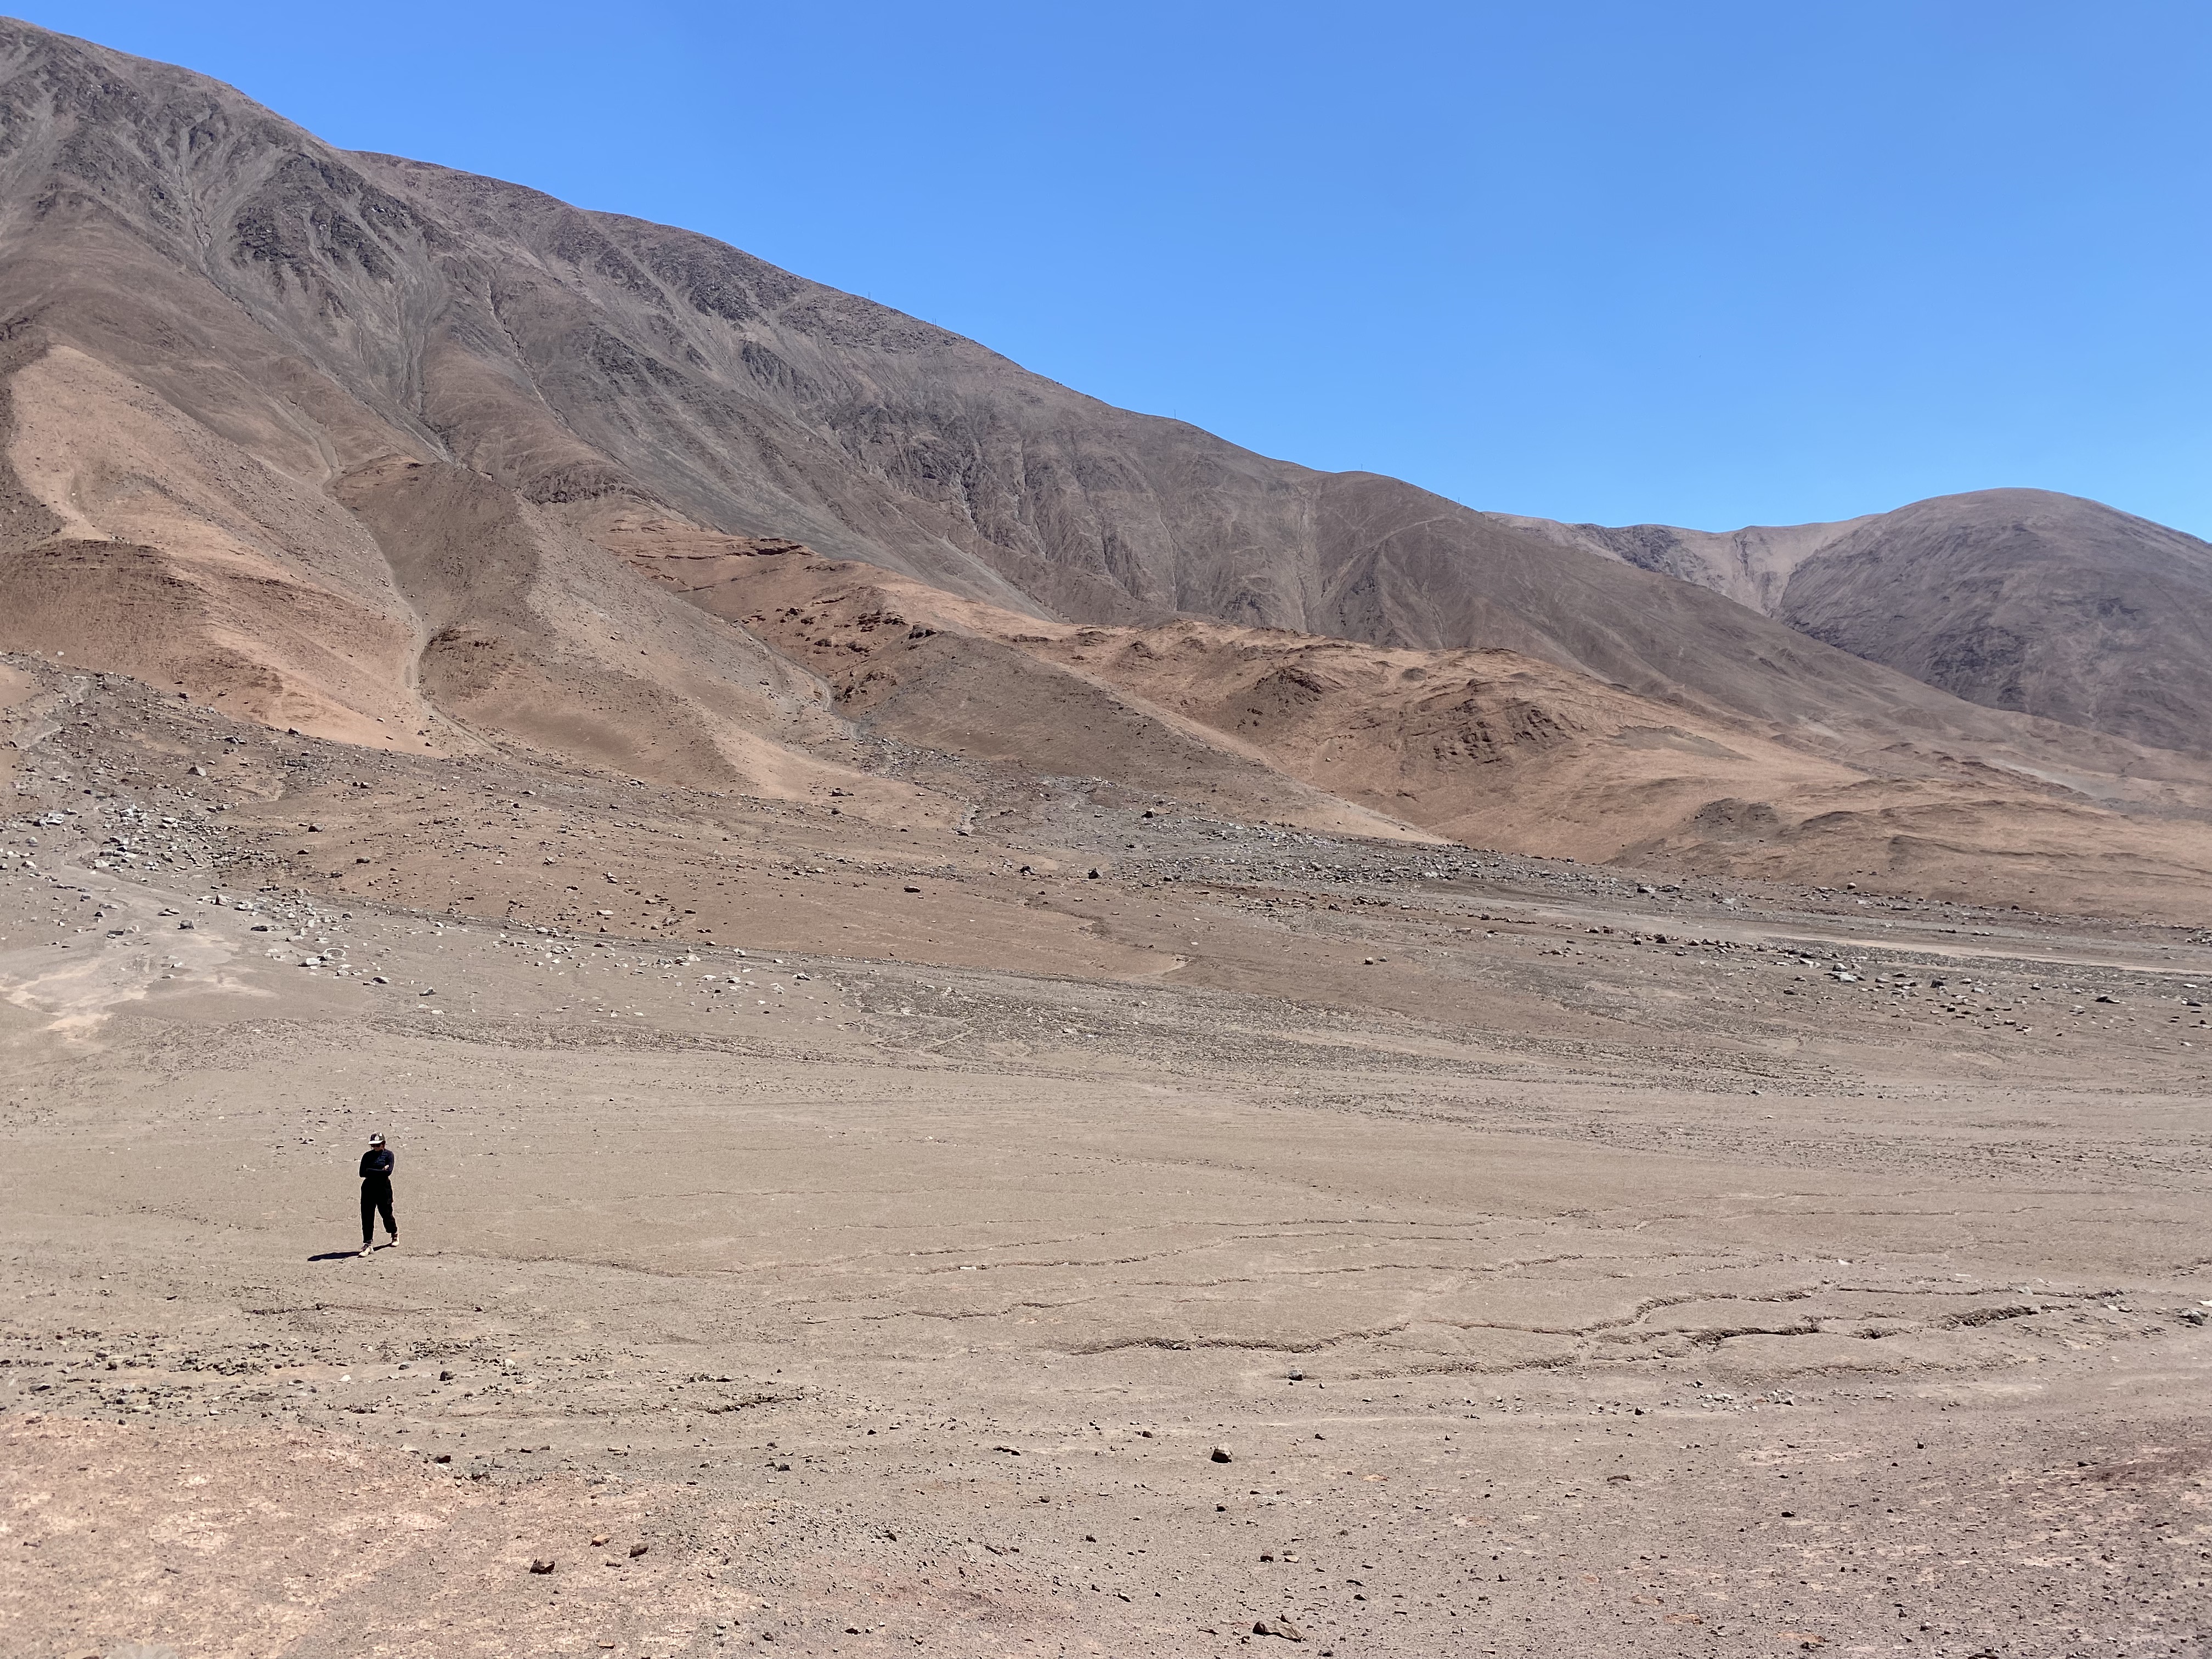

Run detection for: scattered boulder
[[528, 1558, 556, 1574], [1210, 1445, 1234, 1463]]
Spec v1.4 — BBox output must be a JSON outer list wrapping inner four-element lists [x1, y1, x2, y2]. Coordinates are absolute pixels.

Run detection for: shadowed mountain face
[[1775, 491, 2212, 758], [1501, 492, 2212, 757]]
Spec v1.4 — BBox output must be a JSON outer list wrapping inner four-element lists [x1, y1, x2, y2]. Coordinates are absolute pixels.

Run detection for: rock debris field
[[2, 663, 2208, 1659]]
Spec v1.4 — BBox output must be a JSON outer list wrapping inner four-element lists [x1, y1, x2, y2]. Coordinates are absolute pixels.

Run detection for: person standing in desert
[[358, 1132, 398, 1256]]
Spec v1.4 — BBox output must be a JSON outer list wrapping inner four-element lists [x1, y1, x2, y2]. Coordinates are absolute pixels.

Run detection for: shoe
[[358, 1245, 375, 1256], [386, 1236, 399, 1248]]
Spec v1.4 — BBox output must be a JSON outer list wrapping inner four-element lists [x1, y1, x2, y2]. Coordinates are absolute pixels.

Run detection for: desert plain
[[2, 19, 2210, 1656], [4, 659, 2208, 1659]]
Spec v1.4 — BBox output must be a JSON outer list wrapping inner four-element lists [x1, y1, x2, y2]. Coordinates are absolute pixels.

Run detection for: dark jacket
[[359, 1148, 394, 1182]]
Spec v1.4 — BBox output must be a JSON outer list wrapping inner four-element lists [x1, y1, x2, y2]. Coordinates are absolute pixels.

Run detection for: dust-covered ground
[[3, 666, 2209, 1659]]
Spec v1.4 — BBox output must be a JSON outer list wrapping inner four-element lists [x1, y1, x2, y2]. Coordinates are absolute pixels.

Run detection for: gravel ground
[[2, 666, 2208, 1658]]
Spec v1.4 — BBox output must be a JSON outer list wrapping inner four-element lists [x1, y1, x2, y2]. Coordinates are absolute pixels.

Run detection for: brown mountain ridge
[[0, 16, 2207, 916]]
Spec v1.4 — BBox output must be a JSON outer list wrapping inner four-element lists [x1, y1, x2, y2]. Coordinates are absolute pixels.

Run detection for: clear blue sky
[[24, 0, 2212, 535]]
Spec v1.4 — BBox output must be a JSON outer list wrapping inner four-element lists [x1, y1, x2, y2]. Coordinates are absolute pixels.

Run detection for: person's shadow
[[307, 1250, 364, 1262]]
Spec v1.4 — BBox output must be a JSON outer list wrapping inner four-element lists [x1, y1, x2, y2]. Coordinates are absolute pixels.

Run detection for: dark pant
[[361, 1179, 396, 1243]]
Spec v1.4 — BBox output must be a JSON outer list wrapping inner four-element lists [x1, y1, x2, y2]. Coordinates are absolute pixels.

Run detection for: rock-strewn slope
[[629, 549, 2212, 904]]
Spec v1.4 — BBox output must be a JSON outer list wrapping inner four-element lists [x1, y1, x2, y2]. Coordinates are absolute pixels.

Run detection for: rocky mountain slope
[[581, 538, 2212, 915], [1776, 490, 2212, 757], [1505, 490, 2212, 755], [0, 17, 2205, 912], [1492, 510, 1876, 615]]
